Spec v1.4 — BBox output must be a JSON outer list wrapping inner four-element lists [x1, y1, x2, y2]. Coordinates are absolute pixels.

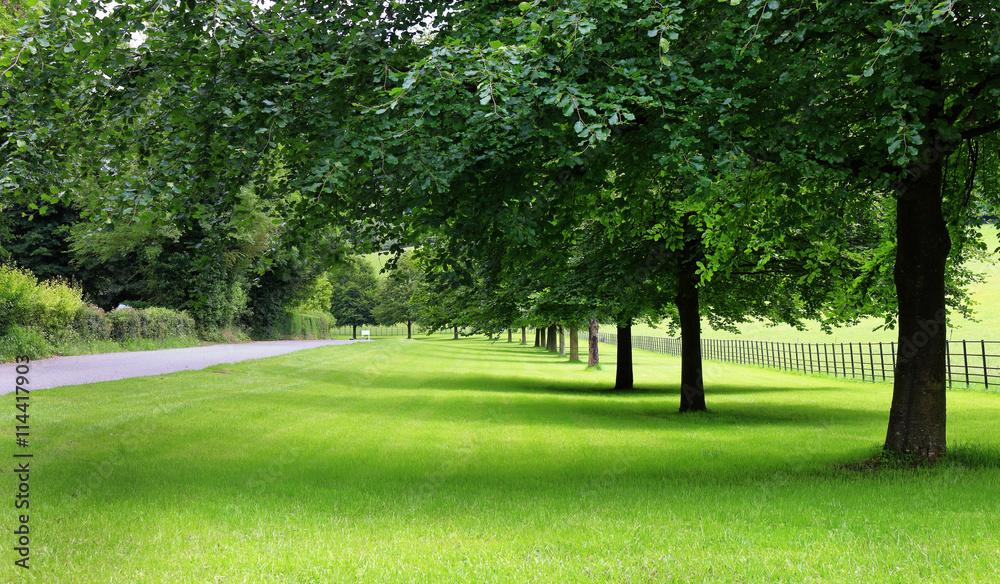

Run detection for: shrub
[[0, 265, 38, 335], [0, 325, 54, 362], [0, 265, 84, 335], [109, 306, 143, 342], [29, 277, 85, 333], [73, 304, 113, 341], [282, 310, 333, 339], [141, 307, 196, 339]]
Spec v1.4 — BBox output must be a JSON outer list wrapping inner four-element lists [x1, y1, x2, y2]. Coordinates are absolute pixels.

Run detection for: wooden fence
[[586, 331, 1000, 390]]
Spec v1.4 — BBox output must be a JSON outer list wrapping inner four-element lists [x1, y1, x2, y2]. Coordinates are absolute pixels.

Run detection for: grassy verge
[[3, 336, 999, 583]]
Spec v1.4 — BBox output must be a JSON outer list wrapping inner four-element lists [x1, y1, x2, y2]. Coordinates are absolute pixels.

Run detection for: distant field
[[634, 225, 1000, 343]]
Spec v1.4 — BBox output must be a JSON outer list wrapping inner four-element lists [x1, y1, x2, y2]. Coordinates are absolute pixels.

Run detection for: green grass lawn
[[4, 336, 1000, 583]]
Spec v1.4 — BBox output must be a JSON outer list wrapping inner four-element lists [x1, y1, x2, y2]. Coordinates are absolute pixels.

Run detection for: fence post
[[964, 339, 970, 387], [946, 341, 952, 389], [983, 340, 989, 389], [879, 342, 885, 381]]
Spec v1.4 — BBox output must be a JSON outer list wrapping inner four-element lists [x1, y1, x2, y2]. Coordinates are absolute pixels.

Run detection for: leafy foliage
[[372, 251, 420, 327], [327, 258, 378, 334]]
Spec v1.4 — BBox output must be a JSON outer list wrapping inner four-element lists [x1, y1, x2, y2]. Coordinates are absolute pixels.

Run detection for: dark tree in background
[[328, 259, 378, 339]]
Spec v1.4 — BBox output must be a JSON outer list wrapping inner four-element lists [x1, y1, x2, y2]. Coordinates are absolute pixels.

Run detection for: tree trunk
[[534, 328, 541, 347], [588, 319, 599, 367], [676, 216, 707, 413], [539, 327, 546, 348], [885, 154, 951, 461], [558, 325, 566, 356], [546, 324, 558, 352], [508, 328, 513, 343], [569, 325, 579, 361], [352, 324, 357, 339], [406, 320, 412, 339], [453, 325, 458, 340], [521, 326, 527, 344], [615, 321, 633, 390]]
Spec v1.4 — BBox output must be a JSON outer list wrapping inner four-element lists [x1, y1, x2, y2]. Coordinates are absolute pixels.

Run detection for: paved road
[[0, 340, 358, 393]]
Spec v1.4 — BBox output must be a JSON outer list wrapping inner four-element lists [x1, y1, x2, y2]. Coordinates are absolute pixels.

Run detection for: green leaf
[[863, 67, 874, 77], [518, 2, 531, 11], [489, 40, 503, 50]]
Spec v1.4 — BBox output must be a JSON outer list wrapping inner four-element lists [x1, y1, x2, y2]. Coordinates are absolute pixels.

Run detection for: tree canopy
[[3, 0, 999, 460]]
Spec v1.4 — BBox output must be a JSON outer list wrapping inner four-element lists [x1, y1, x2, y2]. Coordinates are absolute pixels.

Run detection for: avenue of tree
[[3, 0, 999, 461]]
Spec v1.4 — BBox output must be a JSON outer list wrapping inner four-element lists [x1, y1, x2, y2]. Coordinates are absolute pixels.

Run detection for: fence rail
[[330, 325, 410, 337], [583, 330, 1000, 390]]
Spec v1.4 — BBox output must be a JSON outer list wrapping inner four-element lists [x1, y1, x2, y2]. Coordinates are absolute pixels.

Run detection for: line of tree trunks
[[569, 325, 579, 361], [885, 151, 951, 461], [546, 324, 558, 352], [615, 321, 633, 390], [588, 319, 599, 367]]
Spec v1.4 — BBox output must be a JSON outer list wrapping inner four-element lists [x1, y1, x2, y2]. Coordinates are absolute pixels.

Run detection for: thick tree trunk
[[508, 328, 513, 343], [406, 320, 412, 340], [885, 155, 951, 461], [615, 321, 633, 390], [453, 325, 458, 340], [534, 329, 541, 347], [588, 319, 599, 367], [558, 325, 566, 356], [521, 326, 527, 344], [352, 324, 357, 339], [546, 324, 558, 352], [569, 325, 579, 361], [539, 327, 546, 348], [676, 218, 707, 413]]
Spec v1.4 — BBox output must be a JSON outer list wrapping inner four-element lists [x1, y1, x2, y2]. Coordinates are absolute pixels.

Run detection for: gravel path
[[0, 340, 359, 393]]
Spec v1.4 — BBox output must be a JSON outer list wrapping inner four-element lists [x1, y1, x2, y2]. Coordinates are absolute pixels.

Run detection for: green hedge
[[282, 311, 333, 339], [0, 265, 84, 335], [106, 306, 197, 342]]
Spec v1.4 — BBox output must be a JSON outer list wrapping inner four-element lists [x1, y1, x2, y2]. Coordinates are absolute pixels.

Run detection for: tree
[[1, 201, 146, 308], [373, 251, 420, 338], [327, 258, 378, 339], [702, 1, 1000, 459]]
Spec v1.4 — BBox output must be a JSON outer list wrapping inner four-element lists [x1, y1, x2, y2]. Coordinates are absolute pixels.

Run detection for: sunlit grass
[[2, 336, 999, 583]]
